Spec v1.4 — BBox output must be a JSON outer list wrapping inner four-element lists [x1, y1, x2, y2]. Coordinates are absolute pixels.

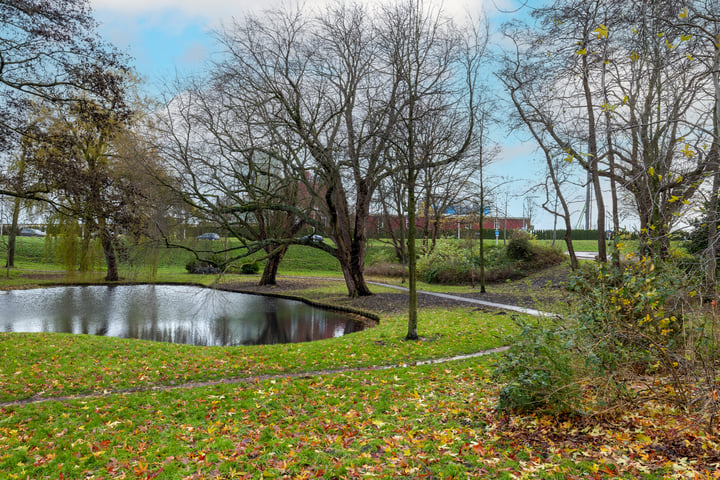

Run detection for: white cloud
[[91, 0, 498, 24], [91, 0, 254, 17]]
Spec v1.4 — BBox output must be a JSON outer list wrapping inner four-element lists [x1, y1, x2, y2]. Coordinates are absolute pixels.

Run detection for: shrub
[[240, 262, 260, 274], [506, 230, 535, 261], [416, 238, 565, 285], [568, 257, 684, 346], [493, 317, 582, 415], [417, 240, 471, 283], [365, 262, 407, 278], [495, 254, 720, 423], [185, 259, 197, 273], [565, 258, 690, 406], [185, 258, 220, 274]]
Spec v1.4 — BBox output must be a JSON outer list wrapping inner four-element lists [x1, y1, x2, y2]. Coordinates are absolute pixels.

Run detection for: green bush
[[185, 259, 197, 273], [240, 262, 260, 274], [568, 258, 684, 345], [185, 258, 220, 274], [506, 230, 535, 261], [493, 317, 582, 415], [565, 258, 687, 403], [417, 238, 565, 285], [416, 241, 471, 283]]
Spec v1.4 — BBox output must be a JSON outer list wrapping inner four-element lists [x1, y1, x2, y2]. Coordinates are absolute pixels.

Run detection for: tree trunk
[[546, 153, 577, 269], [4, 198, 21, 269], [581, 50, 607, 263], [551, 193, 558, 248], [259, 245, 287, 286], [406, 166, 419, 340], [479, 160, 486, 293], [706, 49, 720, 287], [339, 253, 372, 297], [591, 160, 608, 262], [326, 175, 373, 298], [100, 229, 119, 281]]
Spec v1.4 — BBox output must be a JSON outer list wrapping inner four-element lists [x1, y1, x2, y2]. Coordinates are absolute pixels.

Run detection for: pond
[[0, 285, 366, 346]]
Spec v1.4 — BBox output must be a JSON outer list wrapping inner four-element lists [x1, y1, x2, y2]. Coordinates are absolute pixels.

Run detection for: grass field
[[1, 235, 718, 478]]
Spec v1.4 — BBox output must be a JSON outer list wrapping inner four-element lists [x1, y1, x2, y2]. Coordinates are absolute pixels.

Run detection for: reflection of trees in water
[[134, 324, 208, 345], [255, 303, 361, 345], [0, 286, 364, 346]]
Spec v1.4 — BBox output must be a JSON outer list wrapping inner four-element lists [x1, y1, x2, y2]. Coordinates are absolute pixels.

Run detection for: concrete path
[[572, 251, 598, 260], [367, 281, 556, 318]]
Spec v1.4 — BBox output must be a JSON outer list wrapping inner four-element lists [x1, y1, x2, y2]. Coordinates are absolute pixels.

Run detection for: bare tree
[[501, 0, 717, 261], [154, 82, 311, 285], [1, 0, 128, 154], [672, 1, 720, 284], [194, 3, 406, 297], [379, 0, 488, 339]]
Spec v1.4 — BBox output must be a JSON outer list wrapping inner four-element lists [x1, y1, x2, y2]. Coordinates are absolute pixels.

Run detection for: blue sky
[[90, 0, 575, 229]]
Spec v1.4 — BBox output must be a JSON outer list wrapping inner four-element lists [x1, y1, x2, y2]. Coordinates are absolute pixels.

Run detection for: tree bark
[[100, 228, 119, 281], [406, 166, 419, 340], [259, 245, 287, 286], [705, 46, 720, 286], [4, 197, 20, 268]]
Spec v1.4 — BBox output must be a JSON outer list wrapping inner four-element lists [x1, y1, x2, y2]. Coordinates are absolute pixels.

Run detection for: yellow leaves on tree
[[593, 24, 608, 39], [681, 143, 695, 158]]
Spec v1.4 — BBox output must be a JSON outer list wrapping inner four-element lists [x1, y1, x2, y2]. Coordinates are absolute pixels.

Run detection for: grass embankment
[[1, 237, 718, 478]]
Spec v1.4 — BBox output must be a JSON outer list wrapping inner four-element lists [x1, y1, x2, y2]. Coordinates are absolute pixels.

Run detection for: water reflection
[[0, 285, 364, 346]]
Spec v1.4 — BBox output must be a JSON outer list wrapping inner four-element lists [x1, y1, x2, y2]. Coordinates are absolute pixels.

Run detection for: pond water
[[0, 285, 365, 346]]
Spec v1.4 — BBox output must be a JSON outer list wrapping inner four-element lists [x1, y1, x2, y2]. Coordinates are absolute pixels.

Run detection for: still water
[[0, 285, 364, 346]]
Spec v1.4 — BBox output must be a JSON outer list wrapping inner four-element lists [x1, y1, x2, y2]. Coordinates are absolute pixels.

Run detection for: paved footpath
[[367, 281, 556, 318]]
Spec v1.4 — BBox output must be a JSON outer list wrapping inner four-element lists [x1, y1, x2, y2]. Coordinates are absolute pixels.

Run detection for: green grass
[[535, 239, 600, 252], [1, 325, 712, 478], [1, 235, 716, 478], [0, 306, 516, 404], [3, 358, 653, 480]]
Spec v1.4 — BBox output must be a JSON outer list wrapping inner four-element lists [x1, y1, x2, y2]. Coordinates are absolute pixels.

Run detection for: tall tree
[[380, 0, 487, 339], [26, 82, 150, 281], [158, 2, 404, 297], [673, 1, 720, 284], [0, 0, 127, 153], [154, 83, 311, 285], [501, 0, 717, 261]]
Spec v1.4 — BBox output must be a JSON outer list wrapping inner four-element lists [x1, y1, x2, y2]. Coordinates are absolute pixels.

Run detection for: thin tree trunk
[[406, 166, 418, 340], [581, 49, 607, 262], [706, 48, 720, 287], [4, 198, 21, 269], [479, 156, 486, 293]]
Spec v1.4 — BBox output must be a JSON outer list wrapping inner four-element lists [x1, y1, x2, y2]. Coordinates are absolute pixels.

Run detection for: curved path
[[0, 347, 508, 408], [367, 280, 556, 318]]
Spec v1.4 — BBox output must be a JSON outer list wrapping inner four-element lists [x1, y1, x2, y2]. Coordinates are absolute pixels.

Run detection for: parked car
[[299, 234, 324, 243], [19, 228, 46, 237], [197, 232, 220, 240]]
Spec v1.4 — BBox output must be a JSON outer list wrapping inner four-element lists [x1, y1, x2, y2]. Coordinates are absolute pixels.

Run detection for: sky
[[90, 0, 581, 230]]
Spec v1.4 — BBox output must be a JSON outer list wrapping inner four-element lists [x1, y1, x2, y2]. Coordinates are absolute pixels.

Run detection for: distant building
[[366, 214, 531, 237]]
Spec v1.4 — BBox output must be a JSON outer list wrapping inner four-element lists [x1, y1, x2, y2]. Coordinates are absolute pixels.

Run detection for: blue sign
[[495, 229, 500, 236]]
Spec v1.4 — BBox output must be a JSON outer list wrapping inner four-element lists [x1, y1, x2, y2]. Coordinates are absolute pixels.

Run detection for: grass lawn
[[1, 236, 718, 478]]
